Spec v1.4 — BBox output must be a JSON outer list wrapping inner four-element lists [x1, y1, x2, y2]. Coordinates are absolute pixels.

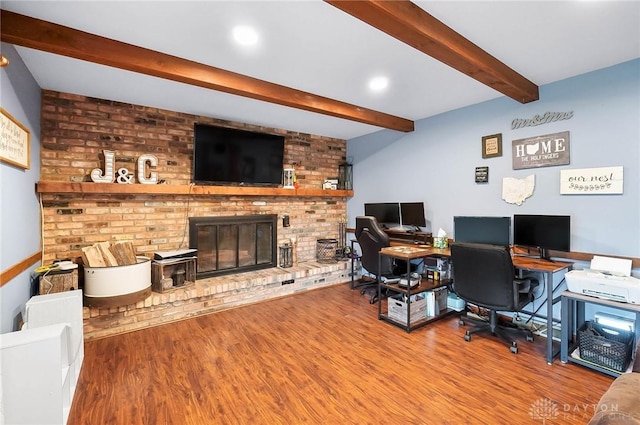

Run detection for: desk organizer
[[578, 321, 634, 372]]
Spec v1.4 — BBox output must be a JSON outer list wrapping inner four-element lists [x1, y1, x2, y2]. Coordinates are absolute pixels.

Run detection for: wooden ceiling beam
[[0, 10, 414, 133], [325, 0, 539, 104]]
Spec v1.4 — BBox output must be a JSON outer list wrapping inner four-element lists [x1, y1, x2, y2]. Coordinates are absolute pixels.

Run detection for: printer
[[566, 255, 640, 304]]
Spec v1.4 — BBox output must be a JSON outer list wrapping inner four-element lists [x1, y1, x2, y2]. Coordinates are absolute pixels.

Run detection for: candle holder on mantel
[[283, 168, 295, 189], [338, 162, 353, 190]]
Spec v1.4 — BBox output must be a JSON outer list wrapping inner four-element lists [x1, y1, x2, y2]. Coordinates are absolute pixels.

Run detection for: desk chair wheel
[[510, 342, 518, 354], [526, 335, 534, 343], [369, 294, 378, 304], [459, 319, 466, 326], [464, 331, 471, 342]]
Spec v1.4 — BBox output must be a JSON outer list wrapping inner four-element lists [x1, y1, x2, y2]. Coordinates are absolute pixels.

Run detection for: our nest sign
[[512, 131, 570, 170], [560, 166, 623, 194]]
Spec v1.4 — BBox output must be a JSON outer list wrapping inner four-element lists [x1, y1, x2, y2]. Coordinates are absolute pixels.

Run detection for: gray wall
[[0, 43, 42, 332], [348, 59, 640, 259]]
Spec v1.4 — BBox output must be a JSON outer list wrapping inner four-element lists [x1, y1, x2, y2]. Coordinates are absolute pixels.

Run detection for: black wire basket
[[578, 321, 634, 372]]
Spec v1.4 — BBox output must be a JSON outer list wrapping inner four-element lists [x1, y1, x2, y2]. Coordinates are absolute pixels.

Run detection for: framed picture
[[482, 133, 502, 159], [0, 107, 31, 169], [475, 166, 489, 183]]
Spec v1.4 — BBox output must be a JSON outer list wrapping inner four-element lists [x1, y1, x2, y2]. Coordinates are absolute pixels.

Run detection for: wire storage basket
[[578, 321, 634, 372], [316, 239, 338, 263]]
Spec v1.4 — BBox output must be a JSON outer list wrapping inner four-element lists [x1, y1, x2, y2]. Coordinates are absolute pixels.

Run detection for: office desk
[[382, 243, 571, 364], [350, 237, 572, 363], [377, 246, 454, 332], [510, 256, 573, 364]]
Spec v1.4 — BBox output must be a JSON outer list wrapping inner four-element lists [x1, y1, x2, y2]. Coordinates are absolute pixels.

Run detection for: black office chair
[[354, 216, 396, 304], [450, 242, 539, 354]]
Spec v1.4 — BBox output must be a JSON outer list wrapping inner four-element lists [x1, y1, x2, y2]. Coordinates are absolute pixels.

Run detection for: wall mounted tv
[[193, 123, 285, 186]]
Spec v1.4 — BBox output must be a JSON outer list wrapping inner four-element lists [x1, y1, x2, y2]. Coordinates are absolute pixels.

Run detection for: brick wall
[[39, 91, 348, 264]]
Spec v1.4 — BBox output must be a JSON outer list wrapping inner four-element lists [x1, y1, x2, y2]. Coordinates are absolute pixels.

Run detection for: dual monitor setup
[[364, 202, 426, 231], [453, 215, 571, 260], [364, 202, 571, 260]]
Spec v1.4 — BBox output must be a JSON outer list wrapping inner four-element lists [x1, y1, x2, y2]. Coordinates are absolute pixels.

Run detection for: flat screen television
[[193, 123, 285, 186], [453, 216, 511, 247], [400, 202, 426, 230], [364, 203, 400, 228], [513, 214, 571, 259]]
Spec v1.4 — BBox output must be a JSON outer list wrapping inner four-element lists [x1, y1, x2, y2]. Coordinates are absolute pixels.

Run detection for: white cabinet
[[1, 290, 84, 425]]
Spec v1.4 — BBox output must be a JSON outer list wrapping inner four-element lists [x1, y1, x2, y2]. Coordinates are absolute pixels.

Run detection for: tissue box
[[433, 237, 448, 249]]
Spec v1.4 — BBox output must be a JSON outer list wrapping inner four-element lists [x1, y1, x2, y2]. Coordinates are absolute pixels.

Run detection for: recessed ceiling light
[[232, 25, 259, 46], [368, 76, 389, 92]]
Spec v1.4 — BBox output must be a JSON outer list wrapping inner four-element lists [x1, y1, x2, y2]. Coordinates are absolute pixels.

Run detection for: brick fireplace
[[38, 91, 349, 264], [38, 90, 353, 339]]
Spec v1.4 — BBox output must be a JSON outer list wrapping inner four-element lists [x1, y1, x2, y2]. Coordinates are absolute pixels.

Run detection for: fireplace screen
[[189, 215, 277, 279]]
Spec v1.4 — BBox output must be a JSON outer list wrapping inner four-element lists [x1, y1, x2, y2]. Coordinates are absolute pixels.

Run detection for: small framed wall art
[[481, 133, 502, 159], [475, 166, 489, 183], [0, 107, 31, 169]]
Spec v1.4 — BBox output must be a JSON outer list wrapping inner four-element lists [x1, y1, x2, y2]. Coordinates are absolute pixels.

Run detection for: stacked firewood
[[81, 241, 137, 267]]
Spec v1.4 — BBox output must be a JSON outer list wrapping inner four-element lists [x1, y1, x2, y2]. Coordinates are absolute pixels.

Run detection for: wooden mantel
[[36, 182, 353, 198]]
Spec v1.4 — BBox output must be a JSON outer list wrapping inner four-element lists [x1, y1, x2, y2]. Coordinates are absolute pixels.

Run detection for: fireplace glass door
[[189, 215, 277, 279]]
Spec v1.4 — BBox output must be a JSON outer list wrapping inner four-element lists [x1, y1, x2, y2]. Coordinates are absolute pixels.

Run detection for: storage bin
[[85, 256, 151, 298], [151, 258, 196, 293], [578, 321, 634, 372], [316, 238, 338, 263], [387, 294, 427, 325]]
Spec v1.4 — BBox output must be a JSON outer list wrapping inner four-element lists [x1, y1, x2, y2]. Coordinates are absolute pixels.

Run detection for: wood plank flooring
[[68, 283, 613, 425]]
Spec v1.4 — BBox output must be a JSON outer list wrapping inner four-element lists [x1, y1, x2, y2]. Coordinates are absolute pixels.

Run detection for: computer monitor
[[400, 202, 426, 230], [513, 214, 571, 259], [363, 203, 400, 228], [453, 216, 511, 247]]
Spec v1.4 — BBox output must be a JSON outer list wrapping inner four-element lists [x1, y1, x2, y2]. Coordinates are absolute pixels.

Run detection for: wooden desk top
[[381, 244, 572, 273], [380, 245, 448, 260], [511, 255, 572, 273]]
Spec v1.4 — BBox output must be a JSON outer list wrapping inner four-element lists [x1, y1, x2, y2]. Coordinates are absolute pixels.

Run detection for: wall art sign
[[511, 111, 573, 130], [502, 174, 535, 206], [475, 166, 489, 183], [560, 166, 623, 194], [512, 131, 570, 170], [0, 107, 31, 169], [481, 133, 502, 158]]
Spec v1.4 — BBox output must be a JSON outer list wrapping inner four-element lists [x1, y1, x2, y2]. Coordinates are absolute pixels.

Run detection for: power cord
[[178, 183, 194, 249], [33, 264, 58, 294]]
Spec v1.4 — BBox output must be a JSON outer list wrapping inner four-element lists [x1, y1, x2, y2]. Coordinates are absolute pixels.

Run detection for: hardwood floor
[[68, 283, 613, 425]]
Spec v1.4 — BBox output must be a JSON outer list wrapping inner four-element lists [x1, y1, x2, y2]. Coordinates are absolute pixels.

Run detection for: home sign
[[512, 131, 570, 170]]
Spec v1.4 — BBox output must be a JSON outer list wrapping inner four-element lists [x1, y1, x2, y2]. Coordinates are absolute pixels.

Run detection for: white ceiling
[[2, 1, 639, 140]]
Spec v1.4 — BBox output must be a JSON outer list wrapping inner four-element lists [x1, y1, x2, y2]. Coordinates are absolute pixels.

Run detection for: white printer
[[566, 255, 640, 304]]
